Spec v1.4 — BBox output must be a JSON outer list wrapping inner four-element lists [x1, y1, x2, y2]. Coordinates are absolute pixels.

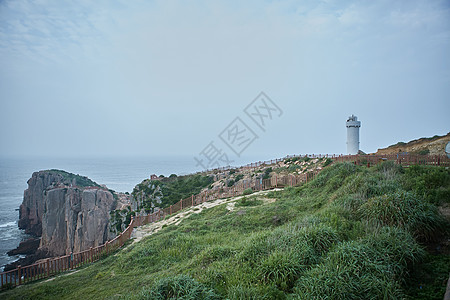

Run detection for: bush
[[418, 149, 430, 155], [243, 188, 253, 195], [234, 174, 244, 182], [263, 167, 272, 180], [236, 197, 263, 207], [145, 275, 219, 300], [322, 158, 333, 167]]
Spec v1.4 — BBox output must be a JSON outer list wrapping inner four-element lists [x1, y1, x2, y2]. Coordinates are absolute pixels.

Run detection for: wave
[[0, 221, 16, 228]]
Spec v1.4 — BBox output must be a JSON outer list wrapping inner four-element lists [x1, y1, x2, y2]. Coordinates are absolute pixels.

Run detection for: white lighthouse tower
[[346, 114, 361, 155]]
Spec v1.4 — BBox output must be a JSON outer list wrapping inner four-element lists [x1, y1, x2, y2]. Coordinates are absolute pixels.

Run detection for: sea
[[0, 154, 258, 271]]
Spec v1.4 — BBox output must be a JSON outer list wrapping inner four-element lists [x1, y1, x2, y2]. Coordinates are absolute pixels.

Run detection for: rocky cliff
[[17, 170, 118, 257], [375, 133, 450, 156]]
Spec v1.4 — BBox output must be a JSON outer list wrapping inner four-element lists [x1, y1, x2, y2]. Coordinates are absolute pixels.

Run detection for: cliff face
[[18, 171, 67, 236], [40, 188, 115, 256], [18, 170, 116, 257]]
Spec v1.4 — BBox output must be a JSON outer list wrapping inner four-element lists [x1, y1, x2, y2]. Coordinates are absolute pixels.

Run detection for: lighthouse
[[346, 115, 361, 155]]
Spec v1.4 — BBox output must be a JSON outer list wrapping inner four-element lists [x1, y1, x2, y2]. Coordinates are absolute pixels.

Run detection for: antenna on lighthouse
[[346, 115, 361, 155]]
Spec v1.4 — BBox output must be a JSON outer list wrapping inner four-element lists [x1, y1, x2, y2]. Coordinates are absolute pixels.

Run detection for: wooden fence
[[200, 153, 449, 174], [1, 153, 449, 289], [333, 154, 449, 167]]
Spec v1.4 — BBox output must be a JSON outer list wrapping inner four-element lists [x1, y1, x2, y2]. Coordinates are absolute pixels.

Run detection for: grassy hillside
[[2, 162, 449, 299]]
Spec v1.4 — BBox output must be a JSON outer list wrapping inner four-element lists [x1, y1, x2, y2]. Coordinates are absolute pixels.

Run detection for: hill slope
[[1, 162, 449, 299], [376, 133, 450, 155]]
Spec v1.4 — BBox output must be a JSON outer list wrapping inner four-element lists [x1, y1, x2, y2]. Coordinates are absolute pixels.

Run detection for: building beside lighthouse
[[346, 115, 361, 155]]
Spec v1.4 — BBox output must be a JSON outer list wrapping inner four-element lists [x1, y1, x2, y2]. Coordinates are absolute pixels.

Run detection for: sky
[[1, 0, 449, 165]]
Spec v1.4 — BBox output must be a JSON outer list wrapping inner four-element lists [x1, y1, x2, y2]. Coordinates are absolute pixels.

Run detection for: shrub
[[236, 197, 263, 207], [418, 149, 430, 155], [234, 174, 244, 182], [146, 275, 219, 300], [243, 188, 253, 195], [322, 158, 333, 167], [263, 167, 272, 180], [288, 164, 301, 172]]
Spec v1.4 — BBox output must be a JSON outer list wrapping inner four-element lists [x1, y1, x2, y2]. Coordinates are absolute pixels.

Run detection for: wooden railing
[[200, 153, 449, 174], [333, 153, 449, 167], [1, 153, 449, 289], [0, 214, 135, 290]]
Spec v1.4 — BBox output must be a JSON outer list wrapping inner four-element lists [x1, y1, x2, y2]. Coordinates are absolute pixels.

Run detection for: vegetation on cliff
[[2, 162, 449, 299], [46, 169, 101, 188], [132, 175, 214, 212]]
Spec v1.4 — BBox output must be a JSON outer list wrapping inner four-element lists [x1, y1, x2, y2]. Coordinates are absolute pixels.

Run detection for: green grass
[[47, 169, 100, 188], [2, 162, 449, 299]]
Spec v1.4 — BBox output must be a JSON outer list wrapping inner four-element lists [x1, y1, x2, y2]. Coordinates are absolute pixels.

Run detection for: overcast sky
[[1, 0, 449, 163]]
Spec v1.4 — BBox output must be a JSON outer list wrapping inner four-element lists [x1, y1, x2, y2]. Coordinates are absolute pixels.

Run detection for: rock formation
[[17, 170, 117, 257]]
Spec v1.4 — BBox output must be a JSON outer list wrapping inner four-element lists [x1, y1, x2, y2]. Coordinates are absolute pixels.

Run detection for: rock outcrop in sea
[[8, 170, 123, 269]]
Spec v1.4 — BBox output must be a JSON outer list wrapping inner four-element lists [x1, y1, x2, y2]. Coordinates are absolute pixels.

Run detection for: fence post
[[46, 258, 50, 278], [90, 247, 93, 262], [170, 205, 172, 215], [18, 265, 22, 285], [70, 252, 73, 269], [192, 194, 194, 206]]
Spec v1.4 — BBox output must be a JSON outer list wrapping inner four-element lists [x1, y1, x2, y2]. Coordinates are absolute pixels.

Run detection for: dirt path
[[130, 189, 281, 245]]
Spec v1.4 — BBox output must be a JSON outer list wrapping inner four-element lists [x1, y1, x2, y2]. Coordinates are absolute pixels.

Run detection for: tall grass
[[294, 227, 423, 299], [359, 191, 444, 241], [139, 275, 219, 300]]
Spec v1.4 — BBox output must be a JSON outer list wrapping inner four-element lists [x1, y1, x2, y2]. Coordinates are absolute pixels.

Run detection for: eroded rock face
[[17, 170, 116, 257], [40, 188, 114, 256], [18, 171, 66, 236]]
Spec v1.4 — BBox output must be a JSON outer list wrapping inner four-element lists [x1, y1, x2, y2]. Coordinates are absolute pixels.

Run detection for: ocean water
[[0, 155, 210, 272]]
